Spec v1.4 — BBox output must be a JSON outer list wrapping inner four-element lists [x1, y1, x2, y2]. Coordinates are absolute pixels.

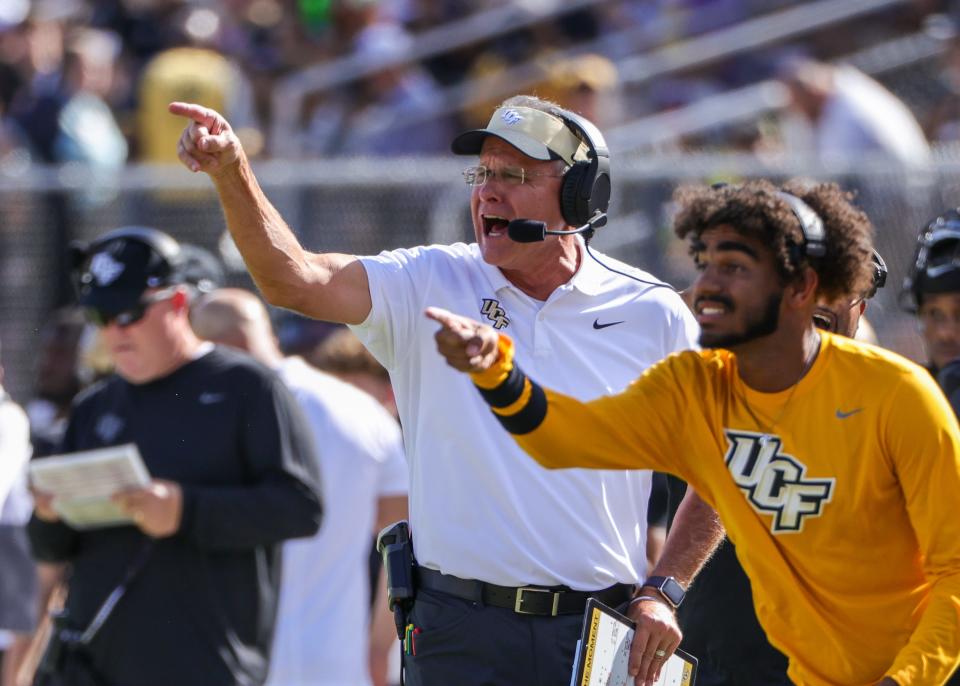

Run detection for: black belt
[[416, 566, 634, 617]]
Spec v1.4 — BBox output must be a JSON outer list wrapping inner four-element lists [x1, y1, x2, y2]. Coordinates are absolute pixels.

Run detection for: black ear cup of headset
[[866, 250, 887, 299], [775, 191, 827, 262], [553, 108, 611, 230]]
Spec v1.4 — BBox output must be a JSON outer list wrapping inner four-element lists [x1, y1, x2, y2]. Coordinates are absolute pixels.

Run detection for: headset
[[782, 189, 886, 299], [507, 107, 611, 243], [705, 184, 827, 263], [900, 209, 960, 312], [776, 191, 826, 261], [866, 249, 887, 300], [554, 107, 611, 231], [71, 226, 185, 295], [505, 108, 673, 291]]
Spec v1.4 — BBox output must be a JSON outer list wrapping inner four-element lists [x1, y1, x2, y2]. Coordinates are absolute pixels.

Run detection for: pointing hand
[[425, 307, 501, 373], [169, 102, 241, 176]]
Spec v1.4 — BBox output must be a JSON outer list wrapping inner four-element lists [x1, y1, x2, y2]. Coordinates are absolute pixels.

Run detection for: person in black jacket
[[28, 227, 322, 686]]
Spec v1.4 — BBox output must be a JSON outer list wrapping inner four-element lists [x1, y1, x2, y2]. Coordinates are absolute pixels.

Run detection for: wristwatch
[[642, 575, 686, 609]]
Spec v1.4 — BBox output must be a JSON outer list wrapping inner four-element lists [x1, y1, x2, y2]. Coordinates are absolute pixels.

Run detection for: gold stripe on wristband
[[492, 377, 533, 417]]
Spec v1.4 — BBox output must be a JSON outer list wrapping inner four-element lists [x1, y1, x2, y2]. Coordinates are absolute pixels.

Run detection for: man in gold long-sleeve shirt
[[427, 180, 960, 686]]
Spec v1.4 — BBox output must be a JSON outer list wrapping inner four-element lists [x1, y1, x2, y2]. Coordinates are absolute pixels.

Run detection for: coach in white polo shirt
[[172, 94, 724, 686]]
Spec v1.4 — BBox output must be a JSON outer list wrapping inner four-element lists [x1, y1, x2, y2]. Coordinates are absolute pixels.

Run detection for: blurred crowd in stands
[[4, 0, 960, 167]]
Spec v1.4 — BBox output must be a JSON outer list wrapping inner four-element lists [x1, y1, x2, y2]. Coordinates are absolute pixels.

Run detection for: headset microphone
[[507, 211, 608, 243]]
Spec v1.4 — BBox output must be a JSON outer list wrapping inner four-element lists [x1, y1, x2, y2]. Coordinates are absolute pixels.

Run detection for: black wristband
[[476, 366, 526, 408]]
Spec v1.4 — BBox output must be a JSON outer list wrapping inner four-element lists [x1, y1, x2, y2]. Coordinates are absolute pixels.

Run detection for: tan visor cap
[[451, 106, 587, 166]]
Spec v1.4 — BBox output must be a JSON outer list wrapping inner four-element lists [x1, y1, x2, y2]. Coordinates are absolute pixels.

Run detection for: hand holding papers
[[29, 444, 151, 529], [571, 599, 697, 686]]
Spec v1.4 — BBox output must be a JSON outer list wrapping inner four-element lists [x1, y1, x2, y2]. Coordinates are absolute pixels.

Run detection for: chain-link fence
[[2, 154, 956, 400]]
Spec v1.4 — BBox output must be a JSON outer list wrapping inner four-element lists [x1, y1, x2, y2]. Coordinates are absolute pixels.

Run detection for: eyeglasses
[[812, 309, 838, 332], [462, 165, 564, 187], [812, 295, 866, 333], [84, 288, 178, 329]]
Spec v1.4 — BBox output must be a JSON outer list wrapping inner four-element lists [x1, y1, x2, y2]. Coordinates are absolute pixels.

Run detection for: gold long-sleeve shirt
[[473, 331, 960, 686]]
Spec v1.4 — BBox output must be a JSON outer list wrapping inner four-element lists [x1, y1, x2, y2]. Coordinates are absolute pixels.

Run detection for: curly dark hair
[[672, 179, 874, 302]]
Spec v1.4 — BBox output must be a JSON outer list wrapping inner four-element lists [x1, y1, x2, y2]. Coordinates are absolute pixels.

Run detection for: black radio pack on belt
[[377, 520, 416, 640]]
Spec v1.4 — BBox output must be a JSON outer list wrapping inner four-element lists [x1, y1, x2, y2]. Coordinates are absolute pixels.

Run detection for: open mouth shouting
[[482, 214, 510, 238]]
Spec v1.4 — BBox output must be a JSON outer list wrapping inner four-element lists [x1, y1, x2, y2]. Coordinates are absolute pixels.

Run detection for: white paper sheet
[[29, 444, 151, 529]]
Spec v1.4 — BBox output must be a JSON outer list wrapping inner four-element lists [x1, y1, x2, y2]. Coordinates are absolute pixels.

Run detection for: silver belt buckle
[[514, 587, 560, 616]]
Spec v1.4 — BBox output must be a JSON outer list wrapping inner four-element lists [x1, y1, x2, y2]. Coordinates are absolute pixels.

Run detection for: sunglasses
[[84, 288, 178, 329]]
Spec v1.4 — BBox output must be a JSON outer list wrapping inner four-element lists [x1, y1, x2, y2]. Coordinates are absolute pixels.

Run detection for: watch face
[[661, 577, 685, 607]]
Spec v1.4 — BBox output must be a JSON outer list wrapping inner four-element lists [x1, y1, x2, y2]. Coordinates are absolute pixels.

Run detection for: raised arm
[[169, 102, 371, 324], [424, 306, 688, 470]]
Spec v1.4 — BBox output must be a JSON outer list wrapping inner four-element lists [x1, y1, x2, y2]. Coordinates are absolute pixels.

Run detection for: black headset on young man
[[507, 108, 612, 243], [776, 191, 827, 262], [720, 187, 887, 303], [707, 183, 827, 263]]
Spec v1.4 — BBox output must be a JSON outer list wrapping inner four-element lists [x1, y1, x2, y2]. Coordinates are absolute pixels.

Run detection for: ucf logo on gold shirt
[[723, 430, 835, 533]]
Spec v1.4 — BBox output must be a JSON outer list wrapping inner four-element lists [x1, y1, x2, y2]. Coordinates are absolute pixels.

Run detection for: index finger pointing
[[424, 307, 459, 329], [168, 102, 218, 128]]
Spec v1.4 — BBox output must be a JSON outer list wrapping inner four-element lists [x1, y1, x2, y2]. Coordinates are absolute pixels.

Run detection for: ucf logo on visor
[[501, 109, 523, 125]]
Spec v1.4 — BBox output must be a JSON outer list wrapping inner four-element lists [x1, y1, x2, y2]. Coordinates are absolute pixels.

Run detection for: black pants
[[693, 653, 792, 686], [402, 587, 588, 686]]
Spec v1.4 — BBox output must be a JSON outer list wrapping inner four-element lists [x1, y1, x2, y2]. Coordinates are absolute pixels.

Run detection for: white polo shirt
[[352, 240, 699, 589], [267, 358, 407, 686]]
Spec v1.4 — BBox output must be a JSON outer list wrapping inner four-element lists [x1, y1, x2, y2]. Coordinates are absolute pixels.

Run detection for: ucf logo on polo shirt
[[480, 298, 510, 330], [723, 430, 835, 533]]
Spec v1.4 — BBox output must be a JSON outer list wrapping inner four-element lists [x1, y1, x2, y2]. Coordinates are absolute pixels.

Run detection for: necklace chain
[[737, 337, 820, 444], [738, 382, 802, 444]]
